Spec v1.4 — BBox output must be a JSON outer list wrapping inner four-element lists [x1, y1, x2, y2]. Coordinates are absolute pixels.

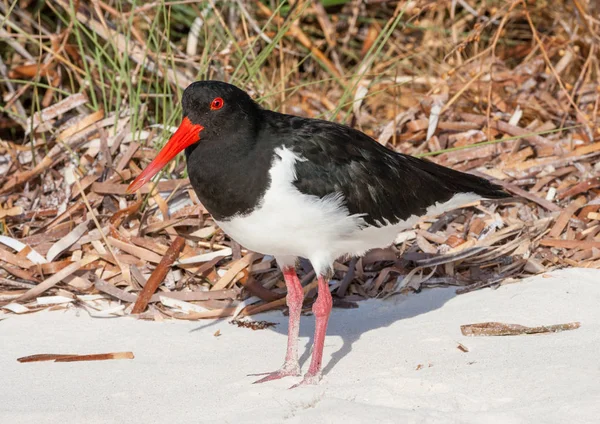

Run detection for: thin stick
[[16, 255, 98, 302], [75, 177, 125, 275], [56, 352, 134, 362], [485, 1, 515, 139], [131, 236, 185, 314], [522, 3, 590, 127], [18, 352, 134, 363], [440, 70, 484, 114]]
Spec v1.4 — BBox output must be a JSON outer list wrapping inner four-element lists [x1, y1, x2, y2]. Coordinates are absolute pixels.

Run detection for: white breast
[[216, 146, 481, 275]]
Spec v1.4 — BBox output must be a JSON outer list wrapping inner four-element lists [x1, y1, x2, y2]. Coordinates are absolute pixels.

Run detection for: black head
[[182, 80, 261, 141], [127, 80, 262, 193]]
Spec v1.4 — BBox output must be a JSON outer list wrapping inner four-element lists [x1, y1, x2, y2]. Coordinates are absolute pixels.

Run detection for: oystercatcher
[[127, 81, 509, 387]]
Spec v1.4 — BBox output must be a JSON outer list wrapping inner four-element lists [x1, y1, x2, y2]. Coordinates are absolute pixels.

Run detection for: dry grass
[[0, 0, 599, 320]]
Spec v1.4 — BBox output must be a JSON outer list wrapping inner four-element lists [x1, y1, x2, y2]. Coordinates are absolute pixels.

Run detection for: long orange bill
[[126, 117, 204, 194]]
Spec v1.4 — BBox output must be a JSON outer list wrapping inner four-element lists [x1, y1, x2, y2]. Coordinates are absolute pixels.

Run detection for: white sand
[[2, 268, 599, 423]]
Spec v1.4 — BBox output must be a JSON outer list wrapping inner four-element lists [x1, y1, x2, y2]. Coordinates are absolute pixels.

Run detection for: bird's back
[[266, 113, 509, 227]]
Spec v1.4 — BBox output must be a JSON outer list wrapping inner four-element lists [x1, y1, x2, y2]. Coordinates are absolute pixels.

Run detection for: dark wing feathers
[[282, 117, 509, 227]]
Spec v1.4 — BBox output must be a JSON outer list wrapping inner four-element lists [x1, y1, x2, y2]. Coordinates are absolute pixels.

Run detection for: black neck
[[184, 114, 275, 220]]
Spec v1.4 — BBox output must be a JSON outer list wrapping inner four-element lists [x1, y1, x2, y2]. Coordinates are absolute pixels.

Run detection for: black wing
[[276, 115, 508, 227]]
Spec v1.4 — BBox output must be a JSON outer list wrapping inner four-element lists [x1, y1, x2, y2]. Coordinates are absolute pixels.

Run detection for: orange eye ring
[[210, 97, 224, 110]]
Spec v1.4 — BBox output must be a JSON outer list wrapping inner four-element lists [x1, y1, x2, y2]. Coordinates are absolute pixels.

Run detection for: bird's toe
[[250, 363, 301, 384], [288, 371, 322, 389]]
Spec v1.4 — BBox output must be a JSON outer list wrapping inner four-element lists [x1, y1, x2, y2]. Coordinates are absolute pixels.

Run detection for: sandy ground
[[2, 268, 599, 424]]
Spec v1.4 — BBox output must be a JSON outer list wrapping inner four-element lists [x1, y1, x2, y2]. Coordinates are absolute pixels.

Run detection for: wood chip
[[18, 352, 134, 363], [457, 342, 469, 352], [539, 239, 600, 249], [461, 321, 581, 336], [25, 93, 87, 133], [46, 220, 90, 262], [16, 256, 98, 302], [547, 198, 586, 238], [211, 253, 260, 291], [107, 236, 163, 263]]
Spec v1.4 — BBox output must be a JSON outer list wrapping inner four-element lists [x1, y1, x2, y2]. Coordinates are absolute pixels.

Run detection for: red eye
[[210, 97, 224, 110]]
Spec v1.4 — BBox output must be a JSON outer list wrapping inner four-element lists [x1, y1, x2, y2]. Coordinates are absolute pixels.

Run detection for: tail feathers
[[407, 156, 510, 200], [445, 169, 510, 199]]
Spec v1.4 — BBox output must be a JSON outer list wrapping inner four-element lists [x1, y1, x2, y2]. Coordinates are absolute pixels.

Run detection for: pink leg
[[252, 267, 303, 383], [290, 275, 332, 388]]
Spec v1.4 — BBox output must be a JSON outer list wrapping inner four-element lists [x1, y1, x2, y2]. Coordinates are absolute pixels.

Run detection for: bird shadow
[[261, 287, 458, 376], [186, 283, 457, 376]]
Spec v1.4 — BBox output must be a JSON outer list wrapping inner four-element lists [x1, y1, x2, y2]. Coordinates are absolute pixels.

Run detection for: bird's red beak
[[126, 117, 204, 194]]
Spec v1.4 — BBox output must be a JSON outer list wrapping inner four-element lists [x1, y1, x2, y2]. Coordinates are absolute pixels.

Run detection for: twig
[[461, 321, 581, 336], [522, 2, 591, 128], [75, 177, 125, 276], [131, 236, 185, 314], [16, 255, 98, 302], [18, 352, 134, 363]]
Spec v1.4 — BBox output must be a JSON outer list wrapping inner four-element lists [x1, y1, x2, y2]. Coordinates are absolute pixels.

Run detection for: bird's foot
[[250, 362, 301, 384], [289, 371, 322, 389]]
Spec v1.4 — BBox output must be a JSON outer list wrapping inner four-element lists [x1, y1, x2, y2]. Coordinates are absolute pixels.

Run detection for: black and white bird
[[127, 80, 509, 387]]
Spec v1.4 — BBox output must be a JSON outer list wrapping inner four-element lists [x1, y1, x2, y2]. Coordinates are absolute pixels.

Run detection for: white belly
[[216, 146, 481, 275]]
